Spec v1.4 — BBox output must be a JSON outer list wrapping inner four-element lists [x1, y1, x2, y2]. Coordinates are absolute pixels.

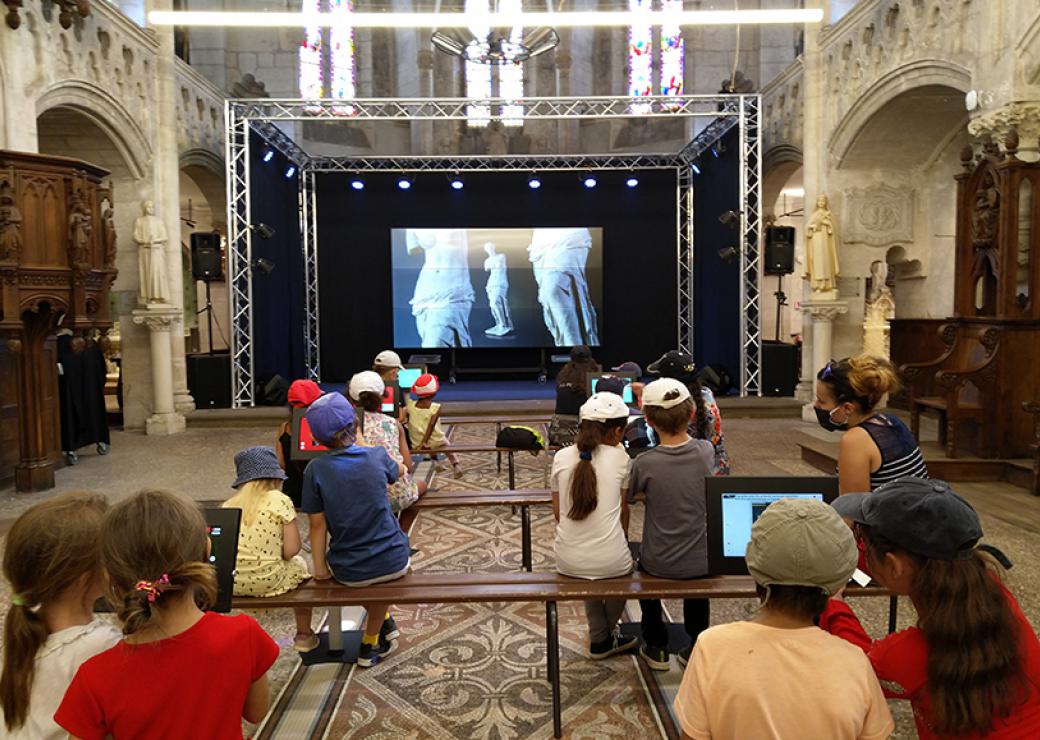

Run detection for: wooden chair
[[1023, 401, 1040, 496], [899, 324, 1000, 458]]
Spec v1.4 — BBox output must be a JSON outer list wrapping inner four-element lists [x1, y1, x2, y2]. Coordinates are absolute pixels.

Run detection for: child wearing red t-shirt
[[55, 490, 279, 740], [825, 479, 1040, 739]]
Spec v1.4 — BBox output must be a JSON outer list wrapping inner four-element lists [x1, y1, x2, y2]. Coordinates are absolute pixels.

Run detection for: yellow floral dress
[[223, 490, 311, 597]]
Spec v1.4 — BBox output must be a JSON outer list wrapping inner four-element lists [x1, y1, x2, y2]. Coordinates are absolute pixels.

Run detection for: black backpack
[[496, 425, 546, 454]]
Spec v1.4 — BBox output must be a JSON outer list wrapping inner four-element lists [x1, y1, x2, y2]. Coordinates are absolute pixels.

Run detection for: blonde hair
[[1, 492, 108, 731], [101, 490, 216, 637], [818, 354, 901, 412], [224, 478, 283, 528]]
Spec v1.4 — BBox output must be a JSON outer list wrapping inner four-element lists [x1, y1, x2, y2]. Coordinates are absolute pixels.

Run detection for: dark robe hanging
[[57, 334, 111, 452]]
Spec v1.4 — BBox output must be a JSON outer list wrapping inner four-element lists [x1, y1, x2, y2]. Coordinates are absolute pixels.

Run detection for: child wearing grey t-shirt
[[627, 378, 714, 671]]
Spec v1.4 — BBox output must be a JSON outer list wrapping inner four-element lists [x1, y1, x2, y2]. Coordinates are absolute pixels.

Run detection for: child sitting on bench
[[302, 393, 410, 667], [405, 373, 461, 479]]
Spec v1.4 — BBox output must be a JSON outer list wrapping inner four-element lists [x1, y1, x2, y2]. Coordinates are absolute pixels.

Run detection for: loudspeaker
[[259, 374, 290, 406], [764, 226, 796, 275], [191, 232, 223, 281], [761, 341, 799, 397], [187, 352, 231, 409]]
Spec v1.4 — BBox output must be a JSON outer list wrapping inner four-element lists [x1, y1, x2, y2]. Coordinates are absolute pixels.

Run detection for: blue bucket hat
[[232, 446, 288, 489], [305, 392, 356, 443]]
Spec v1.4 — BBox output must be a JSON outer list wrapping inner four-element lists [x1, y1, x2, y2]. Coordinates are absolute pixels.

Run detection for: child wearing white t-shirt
[[673, 498, 894, 740], [1, 493, 120, 739], [551, 393, 637, 659]]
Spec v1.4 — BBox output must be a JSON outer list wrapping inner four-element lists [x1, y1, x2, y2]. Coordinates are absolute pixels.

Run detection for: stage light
[[717, 246, 738, 263], [251, 257, 276, 274], [262, 149, 275, 163], [690, 162, 701, 175], [718, 210, 740, 228], [397, 177, 412, 190], [711, 147, 720, 159], [250, 223, 276, 239], [528, 175, 541, 190], [284, 165, 296, 179], [449, 174, 464, 190], [583, 176, 597, 189], [350, 178, 365, 190], [625, 176, 639, 188]]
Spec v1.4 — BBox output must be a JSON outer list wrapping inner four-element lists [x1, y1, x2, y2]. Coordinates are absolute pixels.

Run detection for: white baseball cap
[[348, 370, 385, 399], [641, 378, 691, 409], [580, 392, 631, 422], [373, 350, 403, 368]]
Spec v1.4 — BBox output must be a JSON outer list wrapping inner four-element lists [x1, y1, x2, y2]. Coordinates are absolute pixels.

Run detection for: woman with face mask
[[814, 355, 928, 494]]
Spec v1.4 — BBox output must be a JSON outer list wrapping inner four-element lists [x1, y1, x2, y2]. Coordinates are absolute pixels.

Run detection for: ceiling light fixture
[[433, 26, 559, 64], [147, 8, 824, 29]]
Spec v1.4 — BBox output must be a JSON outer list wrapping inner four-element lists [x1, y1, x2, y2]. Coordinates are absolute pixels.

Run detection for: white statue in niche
[[406, 228, 474, 347], [134, 200, 170, 305], [483, 242, 514, 337], [528, 228, 600, 347], [804, 194, 840, 294], [863, 260, 896, 358]]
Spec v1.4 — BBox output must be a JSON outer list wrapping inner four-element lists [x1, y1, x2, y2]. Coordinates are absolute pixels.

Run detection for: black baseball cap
[[594, 376, 626, 397], [570, 345, 592, 362], [647, 350, 696, 382], [831, 478, 982, 561]]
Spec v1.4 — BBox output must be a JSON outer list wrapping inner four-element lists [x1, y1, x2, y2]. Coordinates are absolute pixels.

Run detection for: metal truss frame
[[227, 94, 762, 406]]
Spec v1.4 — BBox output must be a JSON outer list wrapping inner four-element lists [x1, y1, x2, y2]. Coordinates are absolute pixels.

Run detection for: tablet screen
[[721, 493, 824, 557], [297, 416, 329, 453], [397, 367, 423, 390]]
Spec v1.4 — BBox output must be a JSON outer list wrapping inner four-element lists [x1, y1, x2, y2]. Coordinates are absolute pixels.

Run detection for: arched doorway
[[179, 153, 227, 353]]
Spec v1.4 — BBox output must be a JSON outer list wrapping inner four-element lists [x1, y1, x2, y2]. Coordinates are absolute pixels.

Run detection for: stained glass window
[[660, 0, 684, 100], [465, 0, 492, 126], [329, 0, 355, 115], [299, 0, 323, 99], [499, 0, 525, 126], [628, 0, 653, 114]]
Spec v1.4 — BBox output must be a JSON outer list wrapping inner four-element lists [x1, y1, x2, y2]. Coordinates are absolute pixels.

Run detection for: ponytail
[[117, 562, 217, 637], [817, 354, 901, 412], [567, 418, 626, 521], [686, 377, 712, 440], [1, 492, 107, 731]]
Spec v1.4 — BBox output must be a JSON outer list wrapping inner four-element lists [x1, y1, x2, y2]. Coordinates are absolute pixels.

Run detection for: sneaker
[[640, 643, 670, 671], [379, 615, 400, 642], [676, 643, 693, 668], [293, 633, 320, 653], [589, 629, 639, 660], [357, 637, 395, 668]]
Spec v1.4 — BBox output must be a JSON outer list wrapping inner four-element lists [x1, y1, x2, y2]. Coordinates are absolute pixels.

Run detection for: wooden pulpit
[[0, 151, 117, 491]]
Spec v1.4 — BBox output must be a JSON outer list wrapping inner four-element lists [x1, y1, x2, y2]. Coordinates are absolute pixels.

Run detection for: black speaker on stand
[[188, 232, 230, 408], [765, 226, 796, 342], [190, 232, 223, 355], [761, 341, 799, 397]]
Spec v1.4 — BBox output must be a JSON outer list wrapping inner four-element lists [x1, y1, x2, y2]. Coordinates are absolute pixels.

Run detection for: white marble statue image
[[804, 194, 840, 294], [134, 200, 170, 305], [406, 228, 475, 347], [483, 242, 514, 337], [527, 228, 600, 346]]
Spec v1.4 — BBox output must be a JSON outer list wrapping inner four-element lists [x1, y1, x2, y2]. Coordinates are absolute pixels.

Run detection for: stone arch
[[763, 145, 803, 215], [35, 80, 150, 180], [179, 148, 226, 228], [829, 60, 972, 169]]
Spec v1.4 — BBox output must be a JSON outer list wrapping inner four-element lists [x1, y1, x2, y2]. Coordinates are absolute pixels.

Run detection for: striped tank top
[[857, 413, 929, 490]]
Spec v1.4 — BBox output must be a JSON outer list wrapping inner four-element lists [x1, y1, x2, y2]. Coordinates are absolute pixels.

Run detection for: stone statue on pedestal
[[804, 194, 840, 294], [483, 242, 513, 337], [133, 200, 170, 305], [863, 260, 895, 357]]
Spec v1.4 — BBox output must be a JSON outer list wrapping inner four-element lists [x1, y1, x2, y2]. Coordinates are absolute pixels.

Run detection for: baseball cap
[[647, 350, 696, 382], [373, 350, 403, 369], [305, 392, 356, 442], [287, 379, 322, 408], [570, 345, 593, 362], [746, 497, 858, 596], [612, 361, 642, 376], [831, 478, 982, 561], [594, 376, 626, 397], [641, 378, 691, 409], [580, 392, 631, 422], [348, 370, 385, 400], [412, 373, 440, 398]]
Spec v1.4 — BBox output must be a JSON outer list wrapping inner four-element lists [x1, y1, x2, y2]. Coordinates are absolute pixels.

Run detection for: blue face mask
[[814, 405, 849, 433]]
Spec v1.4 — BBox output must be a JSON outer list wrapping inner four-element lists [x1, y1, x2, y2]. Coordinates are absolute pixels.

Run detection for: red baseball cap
[[287, 379, 322, 408], [412, 373, 440, 398]]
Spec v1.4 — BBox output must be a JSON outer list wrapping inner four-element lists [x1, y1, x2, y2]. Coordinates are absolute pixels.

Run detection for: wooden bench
[[413, 444, 558, 488], [441, 417, 552, 473], [233, 572, 892, 739], [409, 488, 553, 570], [900, 323, 1000, 458]]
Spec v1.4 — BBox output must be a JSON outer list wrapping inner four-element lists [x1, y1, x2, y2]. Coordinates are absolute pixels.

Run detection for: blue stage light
[[691, 163, 701, 175], [626, 176, 639, 188], [262, 149, 275, 163], [397, 178, 412, 190], [284, 165, 296, 179], [450, 177, 464, 190], [711, 147, 720, 158], [528, 177, 542, 190], [583, 176, 597, 189], [350, 178, 365, 191]]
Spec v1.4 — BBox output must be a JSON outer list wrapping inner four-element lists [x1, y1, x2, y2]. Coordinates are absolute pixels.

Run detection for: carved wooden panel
[[18, 175, 66, 268]]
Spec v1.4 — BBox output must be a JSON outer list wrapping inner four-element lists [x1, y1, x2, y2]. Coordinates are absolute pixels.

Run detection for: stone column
[[149, 0, 195, 415], [412, 48, 436, 154], [801, 298, 848, 420], [133, 307, 186, 435]]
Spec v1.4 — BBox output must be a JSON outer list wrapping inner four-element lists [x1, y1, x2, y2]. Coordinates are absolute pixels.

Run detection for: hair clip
[[134, 573, 171, 603]]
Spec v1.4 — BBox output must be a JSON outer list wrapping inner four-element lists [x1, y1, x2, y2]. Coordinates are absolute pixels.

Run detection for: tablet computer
[[397, 365, 425, 391], [203, 507, 241, 613], [706, 476, 840, 576], [290, 406, 331, 461], [586, 371, 636, 405]]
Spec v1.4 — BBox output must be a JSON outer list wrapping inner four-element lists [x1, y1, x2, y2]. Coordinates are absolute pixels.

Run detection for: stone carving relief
[[843, 185, 914, 247], [968, 103, 1040, 154]]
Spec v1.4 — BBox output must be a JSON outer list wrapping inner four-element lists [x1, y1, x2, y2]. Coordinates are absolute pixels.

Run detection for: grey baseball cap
[[746, 497, 858, 596], [831, 478, 982, 561]]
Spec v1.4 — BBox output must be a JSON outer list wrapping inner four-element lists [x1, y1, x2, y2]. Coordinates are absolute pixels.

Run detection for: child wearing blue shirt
[[303, 393, 411, 667]]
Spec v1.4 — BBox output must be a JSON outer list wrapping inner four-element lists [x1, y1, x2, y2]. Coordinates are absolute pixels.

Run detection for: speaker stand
[[196, 279, 215, 355], [773, 273, 788, 342]]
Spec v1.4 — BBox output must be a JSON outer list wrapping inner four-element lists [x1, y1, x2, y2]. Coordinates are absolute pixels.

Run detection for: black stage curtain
[[249, 132, 307, 385], [692, 128, 742, 387], [315, 169, 680, 381]]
